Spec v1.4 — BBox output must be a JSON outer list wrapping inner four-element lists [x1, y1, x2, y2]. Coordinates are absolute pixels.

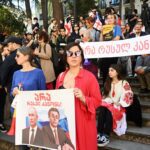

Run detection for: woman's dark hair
[[72, 23, 79, 32], [64, 42, 84, 67], [103, 64, 124, 97], [17, 46, 33, 64], [133, 9, 138, 14], [105, 7, 116, 15], [39, 31, 49, 43]]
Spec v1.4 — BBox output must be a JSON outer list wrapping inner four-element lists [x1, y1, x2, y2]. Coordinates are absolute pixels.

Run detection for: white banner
[[15, 89, 75, 150], [80, 35, 150, 59]]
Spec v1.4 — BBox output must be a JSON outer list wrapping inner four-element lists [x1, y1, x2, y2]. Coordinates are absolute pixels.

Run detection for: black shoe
[[97, 134, 110, 147], [0, 124, 7, 133]]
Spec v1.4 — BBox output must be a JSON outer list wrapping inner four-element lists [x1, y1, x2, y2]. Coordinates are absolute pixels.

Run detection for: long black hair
[[103, 64, 124, 97]]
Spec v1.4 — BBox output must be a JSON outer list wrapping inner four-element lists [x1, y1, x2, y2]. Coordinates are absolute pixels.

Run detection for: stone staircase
[[98, 76, 150, 150], [0, 77, 150, 150]]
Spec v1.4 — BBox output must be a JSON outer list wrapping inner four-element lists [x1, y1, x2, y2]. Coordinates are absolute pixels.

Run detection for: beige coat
[[38, 44, 56, 83]]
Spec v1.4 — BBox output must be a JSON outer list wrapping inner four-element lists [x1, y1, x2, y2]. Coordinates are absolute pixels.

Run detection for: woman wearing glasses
[[7, 46, 46, 138], [56, 42, 102, 150], [11, 46, 46, 96]]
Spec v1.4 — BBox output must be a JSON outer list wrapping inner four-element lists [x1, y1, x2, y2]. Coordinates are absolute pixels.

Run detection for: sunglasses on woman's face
[[66, 50, 81, 57]]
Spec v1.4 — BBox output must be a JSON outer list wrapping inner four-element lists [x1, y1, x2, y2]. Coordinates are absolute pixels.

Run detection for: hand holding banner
[[15, 89, 76, 150], [80, 35, 150, 59]]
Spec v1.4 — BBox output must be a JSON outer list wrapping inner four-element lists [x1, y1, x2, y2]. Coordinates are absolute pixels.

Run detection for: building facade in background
[[99, 0, 150, 20]]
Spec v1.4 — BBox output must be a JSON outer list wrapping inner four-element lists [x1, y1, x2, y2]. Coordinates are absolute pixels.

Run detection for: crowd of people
[[0, 5, 149, 150]]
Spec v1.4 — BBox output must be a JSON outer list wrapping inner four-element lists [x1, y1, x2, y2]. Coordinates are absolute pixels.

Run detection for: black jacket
[[0, 50, 21, 92]]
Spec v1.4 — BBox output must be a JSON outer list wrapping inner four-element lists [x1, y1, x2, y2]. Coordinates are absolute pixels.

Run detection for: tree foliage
[[76, 0, 96, 17], [0, 5, 25, 34]]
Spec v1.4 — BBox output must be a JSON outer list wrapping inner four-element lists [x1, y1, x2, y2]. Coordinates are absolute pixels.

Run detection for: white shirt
[[26, 24, 33, 34]]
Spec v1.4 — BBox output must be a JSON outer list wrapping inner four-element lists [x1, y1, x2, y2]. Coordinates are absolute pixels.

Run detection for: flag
[[7, 109, 16, 136], [64, 17, 72, 35], [93, 12, 102, 31]]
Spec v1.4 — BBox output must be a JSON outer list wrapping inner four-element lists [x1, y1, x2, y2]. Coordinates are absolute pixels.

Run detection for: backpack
[[126, 94, 142, 127]]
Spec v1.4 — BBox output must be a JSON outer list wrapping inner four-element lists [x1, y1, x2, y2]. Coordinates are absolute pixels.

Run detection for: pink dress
[[56, 68, 102, 150]]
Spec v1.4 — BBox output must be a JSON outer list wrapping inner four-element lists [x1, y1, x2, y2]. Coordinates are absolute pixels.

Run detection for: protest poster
[[102, 24, 114, 41], [15, 89, 75, 150], [80, 35, 150, 59]]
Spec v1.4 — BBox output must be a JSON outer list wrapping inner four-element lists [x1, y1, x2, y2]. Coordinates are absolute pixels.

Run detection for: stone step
[[0, 132, 16, 150], [0, 139, 17, 150], [0, 132, 44, 150], [101, 139, 150, 150], [134, 92, 150, 102], [142, 112, 150, 127], [131, 83, 141, 92], [0, 132, 14, 143], [140, 101, 150, 113], [131, 83, 141, 88], [96, 110, 150, 127], [0, 133, 149, 150], [126, 77, 139, 83], [112, 126, 150, 145], [127, 113, 150, 127]]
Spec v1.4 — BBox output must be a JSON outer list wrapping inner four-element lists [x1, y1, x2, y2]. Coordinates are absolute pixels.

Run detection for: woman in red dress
[[56, 42, 102, 150]]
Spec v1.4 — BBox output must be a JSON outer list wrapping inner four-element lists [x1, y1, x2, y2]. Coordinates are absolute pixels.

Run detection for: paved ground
[[0, 132, 150, 150]]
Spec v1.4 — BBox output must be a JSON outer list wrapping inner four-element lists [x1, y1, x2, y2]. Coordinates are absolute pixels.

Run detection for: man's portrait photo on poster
[[16, 90, 76, 150], [21, 107, 75, 149], [42, 107, 74, 150], [22, 107, 44, 146]]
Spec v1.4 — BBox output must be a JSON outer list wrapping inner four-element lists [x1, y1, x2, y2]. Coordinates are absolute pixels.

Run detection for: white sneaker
[[97, 135, 110, 147]]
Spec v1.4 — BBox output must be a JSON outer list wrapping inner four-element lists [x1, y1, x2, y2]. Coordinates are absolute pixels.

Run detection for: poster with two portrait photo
[[15, 89, 76, 150]]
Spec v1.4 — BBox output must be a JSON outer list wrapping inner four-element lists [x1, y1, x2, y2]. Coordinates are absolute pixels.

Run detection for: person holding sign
[[42, 107, 74, 150], [99, 13, 122, 85], [11, 46, 46, 96], [22, 107, 44, 146], [56, 42, 102, 150], [100, 14, 122, 41], [8, 46, 46, 136]]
